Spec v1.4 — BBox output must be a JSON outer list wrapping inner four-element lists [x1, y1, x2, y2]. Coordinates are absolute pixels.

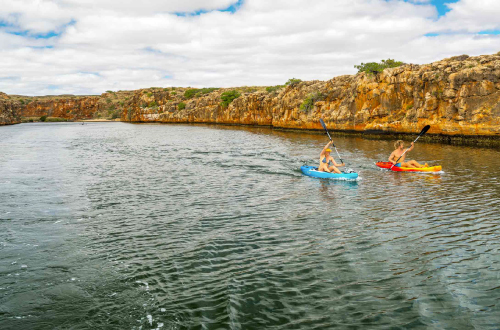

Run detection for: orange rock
[[2, 53, 500, 138]]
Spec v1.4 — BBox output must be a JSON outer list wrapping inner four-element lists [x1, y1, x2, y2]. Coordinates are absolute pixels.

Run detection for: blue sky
[[429, 0, 459, 16], [0, 0, 499, 96], [175, 0, 244, 16]]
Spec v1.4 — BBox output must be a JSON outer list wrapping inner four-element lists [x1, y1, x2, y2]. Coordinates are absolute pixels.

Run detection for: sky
[[0, 0, 499, 96]]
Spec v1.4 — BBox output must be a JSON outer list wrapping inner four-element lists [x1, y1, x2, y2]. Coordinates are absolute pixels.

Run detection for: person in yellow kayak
[[389, 140, 428, 168], [319, 141, 344, 173]]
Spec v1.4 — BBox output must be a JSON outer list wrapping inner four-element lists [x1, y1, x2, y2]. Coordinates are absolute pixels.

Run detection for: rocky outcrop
[[21, 96, 100, 120], [126, 53, 500, 137], [0, 93, 22, 125], [2, 53, 500, 140]]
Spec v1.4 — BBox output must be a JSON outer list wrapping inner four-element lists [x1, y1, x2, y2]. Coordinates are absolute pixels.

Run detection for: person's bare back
[[389, 140, 427, 168]]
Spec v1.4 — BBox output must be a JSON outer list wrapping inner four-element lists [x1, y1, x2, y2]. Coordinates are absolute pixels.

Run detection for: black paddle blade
[[319, 118, 327, 131], [419, 125, 431, 136], [319, 118, 333, 142]]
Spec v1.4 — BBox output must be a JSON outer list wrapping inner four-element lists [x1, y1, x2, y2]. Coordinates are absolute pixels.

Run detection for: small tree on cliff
[[220, 90, 241, 108], [285, 78, 302, 87], [300, 92, 325, 113], [355, 59, 404, 75]]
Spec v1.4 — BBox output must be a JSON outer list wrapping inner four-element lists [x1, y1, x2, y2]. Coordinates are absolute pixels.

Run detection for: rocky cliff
[[16, 91, 134, 121], [0, 93, 22, 125], [128, 53, 500, 137], [21, 96, 100, 120], [2, 53, 500, 140]]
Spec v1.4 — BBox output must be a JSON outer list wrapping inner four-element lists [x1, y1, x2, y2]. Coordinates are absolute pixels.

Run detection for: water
[[1, 122, 499, 329]]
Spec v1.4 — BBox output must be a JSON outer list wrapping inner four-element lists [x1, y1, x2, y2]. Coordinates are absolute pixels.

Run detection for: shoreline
[[19, 117, 122, 123], [9, 119, 500, 147], [126, 121, 500, 148], [79, 119, 122, 122]]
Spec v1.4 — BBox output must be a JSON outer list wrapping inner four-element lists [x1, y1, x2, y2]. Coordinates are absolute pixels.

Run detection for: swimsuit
[[322, 157, 334, 166], [394, 163, 401, 167]]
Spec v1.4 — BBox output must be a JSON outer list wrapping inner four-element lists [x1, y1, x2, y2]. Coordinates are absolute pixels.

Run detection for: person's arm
[[408, 142, 415, 152], [332, 159, 344, 167], [320, 141, 332, 156], [389, 151, 396, 164]]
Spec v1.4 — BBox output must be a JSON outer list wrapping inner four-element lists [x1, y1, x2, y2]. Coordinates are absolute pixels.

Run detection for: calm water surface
[[1, 122, 499, 329]]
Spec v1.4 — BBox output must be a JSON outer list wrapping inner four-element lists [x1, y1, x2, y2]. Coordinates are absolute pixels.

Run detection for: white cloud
[[434, 0, 500, 33], [0, 0, 499, 96]]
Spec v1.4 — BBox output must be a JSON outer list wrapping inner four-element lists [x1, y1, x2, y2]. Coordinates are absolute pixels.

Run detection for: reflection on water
[[0, 122, 499, 329]]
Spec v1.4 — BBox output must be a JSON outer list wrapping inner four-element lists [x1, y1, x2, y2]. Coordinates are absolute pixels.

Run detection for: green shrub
[[171, 91, 177, 95], [149, 101, 158, 108], [171, 87, 176, 90], [201, 87, 218, 94], [266, 85, 285, 93], [147, 92, 153, 97], [220, 90, 241, 108], [106, 98, 112, 104], [355, 59, 404, 74], [127, 108, 132, 121], [300, 92, 325, 112], [40, 115, 47, 122], [184, 89, 198, 99], [178, 102, 186, 110], [285, 78, 302, 87], [111, 110, 120, 119], [184, 88, 219, 99], [19, 99, 25, 104], [106, 90, 113, 93], [405, 104, 413, 110]]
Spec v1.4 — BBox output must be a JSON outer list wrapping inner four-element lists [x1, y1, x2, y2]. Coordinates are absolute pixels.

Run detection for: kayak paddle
[[389, 125, 430, 170], [319, 118, 344, 165]]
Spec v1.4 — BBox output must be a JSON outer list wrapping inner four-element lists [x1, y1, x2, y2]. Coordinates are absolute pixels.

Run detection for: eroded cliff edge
[[0, 93, 22, 125], [129, 53, 500, 137], [2, 53, 500, 140]]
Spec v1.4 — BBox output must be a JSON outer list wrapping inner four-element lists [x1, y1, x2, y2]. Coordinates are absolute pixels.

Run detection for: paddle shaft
[[389, 125, 430, 170], [319, 119, 344, 164]]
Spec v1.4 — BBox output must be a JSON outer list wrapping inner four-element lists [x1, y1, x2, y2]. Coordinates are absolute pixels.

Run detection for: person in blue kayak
[[389, 140, 428, 168], [319, 141, 345, 173]]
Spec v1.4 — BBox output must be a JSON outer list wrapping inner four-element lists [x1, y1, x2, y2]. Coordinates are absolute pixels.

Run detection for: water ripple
[[1, 123, 500, 329]]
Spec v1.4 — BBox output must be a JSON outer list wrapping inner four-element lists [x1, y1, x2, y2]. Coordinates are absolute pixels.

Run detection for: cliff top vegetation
[[355, 59, 404, 75]]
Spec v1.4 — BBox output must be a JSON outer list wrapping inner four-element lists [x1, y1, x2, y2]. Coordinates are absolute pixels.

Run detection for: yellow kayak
[[376, 162, 442, 172]]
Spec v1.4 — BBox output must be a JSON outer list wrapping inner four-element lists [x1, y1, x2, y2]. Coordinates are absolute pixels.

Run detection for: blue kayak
[[301, 165, 358, 180]]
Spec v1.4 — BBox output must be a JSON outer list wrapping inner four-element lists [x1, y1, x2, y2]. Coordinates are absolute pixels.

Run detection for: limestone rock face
[[126, 53, 500, 136], [21, 96, 100, 120], [2, 53, 500, 137], [0, 92, 21, 125]]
